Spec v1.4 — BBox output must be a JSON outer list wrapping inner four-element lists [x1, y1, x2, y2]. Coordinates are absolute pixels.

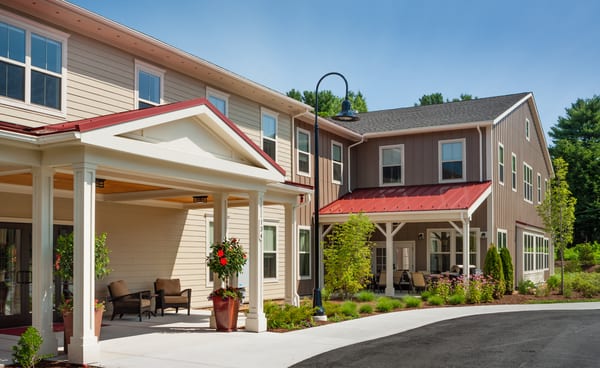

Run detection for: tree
[[499, 247, 514, 293], [549, 96, 600, 244], [286, 89, 368, 117], [536, 157, 577, 294], [483, 244, 505, 298], [416, 93, 477, 106], [323, 213, 375, 299]]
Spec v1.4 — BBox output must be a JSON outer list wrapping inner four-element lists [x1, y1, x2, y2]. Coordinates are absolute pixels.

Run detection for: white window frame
[[296, 128, 311, 177], [537, 173, 542, 204], [523, 162, 533, 203], [263, 223, 278, 281], [427, 228, 480, 273], [511, 153, 517, 192], [298, 226, 311, 279], [331, 140, 343, 185], [135, 59, 164, 108], [0, 10, 68, 117], [498, 143, 505, 185], [379, 144, 404, 186], [523, 232, 549, 273], [497, 229, 507, 250], [438, 138, 466, 183], [205, 216, 215, 287], [525, 118, 530, 141], [206, 86, 229, 116], [261, 107, 278, 161]]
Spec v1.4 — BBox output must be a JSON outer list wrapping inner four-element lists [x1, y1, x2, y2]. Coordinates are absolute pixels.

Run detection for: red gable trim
[[320, 181, 492, 215], [0, 99, 285, 176]]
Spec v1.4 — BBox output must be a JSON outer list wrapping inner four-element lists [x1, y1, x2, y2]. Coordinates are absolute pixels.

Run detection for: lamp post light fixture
[[313, 72, 360, 319]]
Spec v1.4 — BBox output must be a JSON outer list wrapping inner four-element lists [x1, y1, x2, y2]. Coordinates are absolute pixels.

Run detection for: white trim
[[331, 140, 343, 185], [206, 86, 229, 116], [511, 152, 517, 192], [498, 143, 505, 186], [0, 10, 69, 117], [263, 222, 278, 281], [298, 225, 311, 280], [438, 138, 466, 183], [296, 127, 311, 177], [493, 93, 532, 125], [523, 162, 533, 204], [134, 59, 165, 108], [379, 144, 404, 186], [525, 118, 531, 141], [426, 228, 480, 273], [497, 228, 508, 249]]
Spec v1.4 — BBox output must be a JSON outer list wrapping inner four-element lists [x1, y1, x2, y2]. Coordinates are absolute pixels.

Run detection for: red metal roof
[[320, 181, 492, 215]]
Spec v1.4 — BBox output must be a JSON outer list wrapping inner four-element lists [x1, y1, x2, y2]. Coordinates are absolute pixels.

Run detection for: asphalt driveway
[[292, 310, 600, 368]]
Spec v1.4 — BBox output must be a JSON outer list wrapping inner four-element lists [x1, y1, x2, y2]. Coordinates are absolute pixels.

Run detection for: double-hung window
[[0, 14, 67, 113], [511, 153, 517, 192], [498, 144, 505, 184], [497, 229, 507, 250], [299, 227, 311, 279], [380, 144, 404, 185], [264, 224, 277, 279], [331, 141, 343, 184], [296, 128, 310, 176], [439, 139, 465, 182], [523, 162, 533, 203], [135, 60, 163, 109], [261, 108, 278, 160], [207, 87, 229, 116]]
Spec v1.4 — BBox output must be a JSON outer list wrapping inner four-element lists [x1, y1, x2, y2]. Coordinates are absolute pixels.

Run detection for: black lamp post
[[313, 72, 360, 317]]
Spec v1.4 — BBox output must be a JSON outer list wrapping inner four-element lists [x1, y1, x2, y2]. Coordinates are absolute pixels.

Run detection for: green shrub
[[427, 277, 452, 302], [577, 243, 596, 267], [447, 293, 466, 305], [403, 296, 422, 308], [427, 295, 444, 306], [518, 279, 536, 295], [500, 247, 514, 293], [359, 304, 373, 314], [375, 297, 395, 312], [355, 290, 375, 302], [323, 300, 341, 317], [567, 272, 600, 297], [264, 301, 315, 330], [321, 287, 331, 301], [12, 327, 52, 368], [339, 301, 359, 318], [546, 274, 560, 291], [420, 290, 432, 301], [390, 298, 404, 309], [563, 247, 578, 262], [483, 245, 505, 297]]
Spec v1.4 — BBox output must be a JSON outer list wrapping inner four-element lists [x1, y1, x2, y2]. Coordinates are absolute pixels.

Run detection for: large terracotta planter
[[212, 295, 240, 332], [63, 307, 103, 353]]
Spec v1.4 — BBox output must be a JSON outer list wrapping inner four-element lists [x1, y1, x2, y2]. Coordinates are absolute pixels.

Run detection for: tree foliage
[[286, 89, 368, 117], [499, 247, 514, 293], [323, 213, 375, 299], [549, 96, 600, 243], [416, 93, 476, 106], [483, 245, 505, 298]]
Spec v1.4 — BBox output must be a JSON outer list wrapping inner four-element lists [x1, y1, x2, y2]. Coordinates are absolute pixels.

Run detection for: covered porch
[[0, 99, 308, 364], [319, 182, 492, 296]]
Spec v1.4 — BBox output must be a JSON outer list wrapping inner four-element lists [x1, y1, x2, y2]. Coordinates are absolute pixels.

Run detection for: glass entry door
[[0, 223, 32, 328]]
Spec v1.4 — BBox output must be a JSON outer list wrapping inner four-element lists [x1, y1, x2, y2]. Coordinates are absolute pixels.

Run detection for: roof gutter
[[363, 121, 492, 139]]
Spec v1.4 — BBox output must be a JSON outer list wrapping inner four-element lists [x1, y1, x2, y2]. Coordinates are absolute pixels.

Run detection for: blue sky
[[69, 0, 600, 143]]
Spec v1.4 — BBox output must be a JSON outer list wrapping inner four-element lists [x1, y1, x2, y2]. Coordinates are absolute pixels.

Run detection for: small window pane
[[382, 166, 401, 184], [262, 114, 276, 139], [332, 144, 342, 161], [0, 23, 25, 62], [383, 148, 401, 165], [333, 163, 342, 182], [31, 70, 60, 109], [138, 70, 160, 104], [264, 226, 276, 251], [298, 131, 309, 152], [0, 61, 24, 100], [263, 139, 276, 160], [442, 161, 463, 179], [208, 95, 226, 115], [442, 142, 462, 161], [31, 34, 62, 73], [298, 153, 309, 173]]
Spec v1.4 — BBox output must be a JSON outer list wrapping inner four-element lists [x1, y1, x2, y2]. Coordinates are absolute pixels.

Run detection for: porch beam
[[69, 163, 100, 364], [449, 221, 463, 235], [246, 191, 267, 332], [31, 166, 57, 355]]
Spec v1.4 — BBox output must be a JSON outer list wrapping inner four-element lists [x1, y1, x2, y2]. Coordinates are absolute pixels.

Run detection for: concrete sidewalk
[[1, 302, 599, 367]]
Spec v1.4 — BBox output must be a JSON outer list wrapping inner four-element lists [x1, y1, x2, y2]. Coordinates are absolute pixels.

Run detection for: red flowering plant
[[58, 298, 105, 314], [207, 238, 247, 300]]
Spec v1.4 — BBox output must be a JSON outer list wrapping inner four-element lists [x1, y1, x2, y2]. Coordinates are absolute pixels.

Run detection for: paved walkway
[[0, 302, 599, 367]]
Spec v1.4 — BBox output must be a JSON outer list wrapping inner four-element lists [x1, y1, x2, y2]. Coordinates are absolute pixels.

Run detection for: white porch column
[[246, 191, 267, 332], [31, 166, 57, 355], [462, 215, 471, 287], [210, 192, 228, 329], [69, 163, 99, 364], [385, 222, 395, 296], [284, 203, 300, 306]]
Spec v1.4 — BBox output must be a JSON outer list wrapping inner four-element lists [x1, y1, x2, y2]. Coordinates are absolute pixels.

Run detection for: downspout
[[477, 125, 483, 182], [347, 137, 365, 192]]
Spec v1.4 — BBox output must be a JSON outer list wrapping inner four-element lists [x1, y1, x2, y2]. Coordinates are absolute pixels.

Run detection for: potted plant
[[55, 232, 111, 351], [207, 237, 247, 332]]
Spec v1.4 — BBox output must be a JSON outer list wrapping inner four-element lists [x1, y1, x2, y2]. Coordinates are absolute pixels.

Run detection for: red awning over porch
[[320, 181, 492, 215]]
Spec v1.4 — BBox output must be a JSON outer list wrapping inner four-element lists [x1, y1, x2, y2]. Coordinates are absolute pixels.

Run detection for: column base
[[67, 336, 100, 365], [245, 312, 267, 332]]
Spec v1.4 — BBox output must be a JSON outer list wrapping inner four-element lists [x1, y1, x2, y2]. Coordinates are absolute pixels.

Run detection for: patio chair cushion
[[109, 280, 130, 298], [164, 295, 188, 304], [155, 278, 181, 296]]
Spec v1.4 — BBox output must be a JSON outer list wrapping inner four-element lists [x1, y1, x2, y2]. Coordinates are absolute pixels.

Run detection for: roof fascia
[[295, 112, 363, 140], [363, 121, 492, 139], [526, 95, 554, 176], [320, 209, 468, 224], [467, 184, 492, 218]]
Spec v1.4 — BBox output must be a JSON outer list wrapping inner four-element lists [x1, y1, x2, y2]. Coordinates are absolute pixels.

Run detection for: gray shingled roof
[[331, 92, 531, 134]]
